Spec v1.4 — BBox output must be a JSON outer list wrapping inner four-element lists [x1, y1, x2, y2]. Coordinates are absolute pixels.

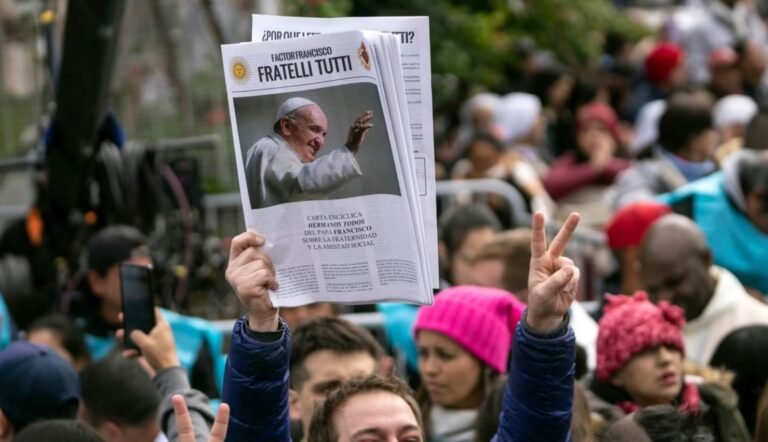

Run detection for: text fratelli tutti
[[257, 55, 354, 83]]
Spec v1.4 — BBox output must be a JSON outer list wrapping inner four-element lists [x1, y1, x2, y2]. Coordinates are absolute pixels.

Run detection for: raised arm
[[222, 232, 291, 442], [494, 212, 580, 442], [119, 310, 216, 442]]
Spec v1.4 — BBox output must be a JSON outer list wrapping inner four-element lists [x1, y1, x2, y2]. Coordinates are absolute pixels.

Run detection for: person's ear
[[378, 355, 395, 376], [288, 388, 302, 421], [87, 270, 107, 298], [280, 118, 293, 136], [99, 421, 123, 442]]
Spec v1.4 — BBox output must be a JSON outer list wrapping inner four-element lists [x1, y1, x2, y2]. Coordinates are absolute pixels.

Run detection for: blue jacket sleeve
[[493, 314, 575, 442], [223, 317, 291, 442]]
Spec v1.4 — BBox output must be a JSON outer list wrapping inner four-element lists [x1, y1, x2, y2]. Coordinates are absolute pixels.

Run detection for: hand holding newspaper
[[221, 29, 434, 307]]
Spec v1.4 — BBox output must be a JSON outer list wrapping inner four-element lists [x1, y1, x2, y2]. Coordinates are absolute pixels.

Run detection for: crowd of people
[[4, 0, 768, 441]]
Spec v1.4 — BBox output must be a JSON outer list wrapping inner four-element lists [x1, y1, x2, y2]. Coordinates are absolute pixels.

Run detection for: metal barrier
[[436, 178, 531, 227], [202, 179, 535, 236], [203, 192, 243, 235], [200, 179, 610, 299], [433, 178, 609, 300], [0, 206, 27, 221]]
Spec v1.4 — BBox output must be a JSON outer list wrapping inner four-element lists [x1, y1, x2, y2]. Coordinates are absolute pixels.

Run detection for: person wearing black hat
[[0, 341, 80, 440], [84, 225, 152, 336], [243, 97, 373, 209], [68, 225, 221, 399]]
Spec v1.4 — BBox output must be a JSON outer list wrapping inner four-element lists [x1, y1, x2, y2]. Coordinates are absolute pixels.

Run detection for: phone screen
[[120, 263, 156, 350]]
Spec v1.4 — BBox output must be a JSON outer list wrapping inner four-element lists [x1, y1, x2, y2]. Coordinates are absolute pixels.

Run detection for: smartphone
[[120, 263, 156, 351]]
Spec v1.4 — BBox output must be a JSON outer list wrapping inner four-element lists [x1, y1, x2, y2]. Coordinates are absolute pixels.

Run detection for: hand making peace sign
[[526, 212, 581, 333], [172, 395, 230, 442]]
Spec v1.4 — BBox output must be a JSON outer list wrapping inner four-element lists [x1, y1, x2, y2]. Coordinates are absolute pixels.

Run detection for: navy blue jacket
[[222, 312, 575, 441]]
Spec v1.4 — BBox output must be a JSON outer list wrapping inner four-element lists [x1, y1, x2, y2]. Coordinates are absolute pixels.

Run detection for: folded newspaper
[[251, 16, 438, 290], [221, 29, 434, 307]]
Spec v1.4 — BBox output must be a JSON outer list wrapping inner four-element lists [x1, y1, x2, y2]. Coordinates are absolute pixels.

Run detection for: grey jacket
[[605, 151, 688, 210], [155, 366, 215, 442]]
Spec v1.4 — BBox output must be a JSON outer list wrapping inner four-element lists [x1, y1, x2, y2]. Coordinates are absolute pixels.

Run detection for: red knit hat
[[596, 292, 686, 382], [645, 43, 685, 86], [413, 286, 526, 373], [605, 201, 671, 249], [576, 102, 620, 141]]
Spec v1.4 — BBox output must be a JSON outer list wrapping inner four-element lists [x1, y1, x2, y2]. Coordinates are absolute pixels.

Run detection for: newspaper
[[221, 30, 434, 307], [251, 15, 439, 289]]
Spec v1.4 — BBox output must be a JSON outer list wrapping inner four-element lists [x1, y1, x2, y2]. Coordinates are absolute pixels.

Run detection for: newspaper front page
[[251, 15, 439, 289], [221, 30, 433, 307]]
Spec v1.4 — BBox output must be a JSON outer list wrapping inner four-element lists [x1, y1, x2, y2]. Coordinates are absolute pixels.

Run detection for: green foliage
[[287, 0, 646, 98], [511, 0, 645, 69], [283, 0, 648, 130]]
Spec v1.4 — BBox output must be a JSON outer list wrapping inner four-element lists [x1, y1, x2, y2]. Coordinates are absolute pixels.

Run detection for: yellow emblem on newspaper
[[230, 56, 251, 85], [358, 42, 371, 71]]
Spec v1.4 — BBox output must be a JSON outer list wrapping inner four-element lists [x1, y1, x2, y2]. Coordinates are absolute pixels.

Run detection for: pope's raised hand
[[345, 111, 374, 154], [527, 212, 581, 332], [225, 232, 280, 332]]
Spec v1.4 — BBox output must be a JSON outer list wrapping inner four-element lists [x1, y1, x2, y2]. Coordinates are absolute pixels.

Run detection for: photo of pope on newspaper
[[233, 82, 401, 210]]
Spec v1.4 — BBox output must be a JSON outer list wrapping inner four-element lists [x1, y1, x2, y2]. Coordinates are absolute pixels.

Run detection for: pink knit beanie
[[596, 292, 686, 382], [413, 286, 526, 373]]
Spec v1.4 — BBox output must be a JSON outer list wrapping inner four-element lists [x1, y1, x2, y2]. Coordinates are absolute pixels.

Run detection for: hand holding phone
[[120, 263, 156, 351]]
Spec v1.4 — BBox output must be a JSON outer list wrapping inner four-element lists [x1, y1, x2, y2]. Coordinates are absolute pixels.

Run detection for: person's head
[[605, 201, 672, 294], [307, 375, 423, 442], [465, 133, 504, 175], [744, 110, 768, 151], [596, 292, 687, 408], [708, 47, 743, 97], [657, 91, 716, 162], [514, 37, 539, 74], [438, 204, 502, 285], [735, 149, 768, 233], [280, 303, 342, 331], [289, 317, 384, 435], [575, 102, 620, 159], [0, 341, 80, 441], [78, 354, 161, 442], [461, 93, 501, 134], [274, 97, 328, 163], [530, 63, 574, 110], [738, 39, 767, 88], [601, 405, 715, 442], [15, 419, 104, 442], [469, 228, 532, 301], [475, 379, 590, 442], [644, 43, 687, 89], [27, 314, 90, 370], [414, 286, 525, 411], [709, 325, 768, 432], [639, 215, 716, 321], [86, 225, 151, 324], [713, 94, 758, 143], [494, 93, 544, 145]]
